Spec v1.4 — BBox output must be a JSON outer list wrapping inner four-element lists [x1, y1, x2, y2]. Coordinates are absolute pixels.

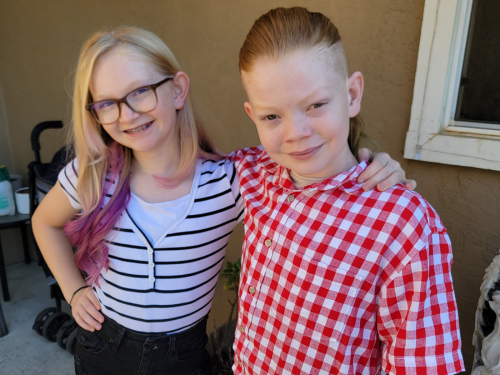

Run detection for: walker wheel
[[42, 312, 71, 342], [66, 327, 78, 356], [56, 318, 78, 350], [32, 307, 56, 336]]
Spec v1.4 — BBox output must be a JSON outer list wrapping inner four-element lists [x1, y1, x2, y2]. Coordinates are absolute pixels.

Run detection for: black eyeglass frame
[[85, 75, 175, 125]]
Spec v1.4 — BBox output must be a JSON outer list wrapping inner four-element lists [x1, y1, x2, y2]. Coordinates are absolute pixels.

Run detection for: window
[[404, 0, 500, 171], [455, 0, 500, 130]]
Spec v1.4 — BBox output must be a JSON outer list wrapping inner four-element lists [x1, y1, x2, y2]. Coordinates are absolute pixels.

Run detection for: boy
[[229, 7, 464, 375]]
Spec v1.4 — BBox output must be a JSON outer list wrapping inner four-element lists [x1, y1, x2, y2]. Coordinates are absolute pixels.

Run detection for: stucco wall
[[0, 0, 497, 372]]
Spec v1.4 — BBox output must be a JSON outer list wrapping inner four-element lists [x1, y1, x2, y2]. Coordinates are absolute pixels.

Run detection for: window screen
[[455, 0, 500, 128]]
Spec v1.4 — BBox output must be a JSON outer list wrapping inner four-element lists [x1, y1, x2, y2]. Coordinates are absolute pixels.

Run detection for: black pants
[[74, 315, 211, 375]]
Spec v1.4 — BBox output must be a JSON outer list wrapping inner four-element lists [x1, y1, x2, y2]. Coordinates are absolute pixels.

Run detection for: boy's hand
[[71, 287, 104, 332], [357, 148, 416, 192]]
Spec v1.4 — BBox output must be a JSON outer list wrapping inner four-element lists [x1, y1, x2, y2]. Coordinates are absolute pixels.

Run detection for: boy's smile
[[241, 47, 363, 181], [288, 144, 324, 160]]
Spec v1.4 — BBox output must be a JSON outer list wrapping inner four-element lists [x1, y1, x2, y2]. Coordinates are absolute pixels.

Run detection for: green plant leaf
[[222, 258, 242, 291]]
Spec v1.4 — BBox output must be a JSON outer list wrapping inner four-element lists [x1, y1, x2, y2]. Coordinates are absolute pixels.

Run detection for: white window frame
[[404, 0, 500, 171]]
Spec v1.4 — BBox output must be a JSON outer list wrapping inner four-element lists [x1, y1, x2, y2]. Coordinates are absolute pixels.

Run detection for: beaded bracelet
[[69, 285, 90, 307]]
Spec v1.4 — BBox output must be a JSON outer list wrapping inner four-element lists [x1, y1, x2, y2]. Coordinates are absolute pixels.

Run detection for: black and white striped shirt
[[58, 157, 244, 333]]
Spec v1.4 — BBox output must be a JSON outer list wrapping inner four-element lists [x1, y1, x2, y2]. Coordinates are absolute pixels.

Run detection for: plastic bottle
[[0, 165, 15, 216]]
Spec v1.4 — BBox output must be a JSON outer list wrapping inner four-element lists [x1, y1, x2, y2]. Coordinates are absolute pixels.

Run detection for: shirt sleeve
[[378, 227, 465, 375], [225, 146, 261, 169], [57, 159, 82, 210], [223, 159, 245, 223]]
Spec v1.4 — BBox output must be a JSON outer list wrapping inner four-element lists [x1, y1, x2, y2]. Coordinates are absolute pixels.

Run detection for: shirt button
[[147, 248, 153, 254], [149, 262, 155, 268], [149, 277, 155, 282], [248, 286, 256, 294], [264, 239, 272, 247], [287, 194, 295, 203], [239, 325, 245, 334]]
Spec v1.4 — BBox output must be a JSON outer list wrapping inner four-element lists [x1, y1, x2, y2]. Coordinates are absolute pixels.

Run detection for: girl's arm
[[357, 148, 417, 192], [32, 181, 104, 332]]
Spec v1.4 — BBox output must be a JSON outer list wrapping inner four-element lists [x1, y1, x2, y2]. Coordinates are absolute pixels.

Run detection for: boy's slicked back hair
[[239, 7, 341, 71], [239, 7, 364, 157]]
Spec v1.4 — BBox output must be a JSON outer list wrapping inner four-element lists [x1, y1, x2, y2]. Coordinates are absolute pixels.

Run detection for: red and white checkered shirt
[[229, 146, 464, 375]]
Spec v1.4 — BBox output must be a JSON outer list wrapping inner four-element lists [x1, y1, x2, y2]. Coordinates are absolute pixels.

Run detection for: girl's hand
[[357, 148, 416, 192], [71, 286, 104, 331]]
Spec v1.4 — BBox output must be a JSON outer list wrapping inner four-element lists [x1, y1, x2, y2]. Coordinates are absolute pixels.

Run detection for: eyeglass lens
[[92, 87, 158, 124]]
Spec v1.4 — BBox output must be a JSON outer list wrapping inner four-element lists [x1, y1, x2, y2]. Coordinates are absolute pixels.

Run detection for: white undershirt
[[127, 192, 190, 245]]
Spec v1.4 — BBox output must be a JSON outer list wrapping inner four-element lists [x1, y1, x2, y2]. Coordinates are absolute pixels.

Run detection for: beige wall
[[1, 0, 497, 371], [0, 83, 14, 173]]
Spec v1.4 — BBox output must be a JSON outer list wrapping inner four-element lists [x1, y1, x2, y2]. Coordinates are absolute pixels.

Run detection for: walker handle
[[31, 121, 64, 163]]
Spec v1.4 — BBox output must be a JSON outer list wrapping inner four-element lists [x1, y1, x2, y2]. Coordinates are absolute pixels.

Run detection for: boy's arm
[[377, 228, 465, 375], [224, 147, 257, 165], [357, 148, 416, 192], [226, 146, 416, 192]]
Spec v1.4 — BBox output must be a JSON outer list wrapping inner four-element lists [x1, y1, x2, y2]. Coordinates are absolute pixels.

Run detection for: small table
[[0, 213, 31, 302]]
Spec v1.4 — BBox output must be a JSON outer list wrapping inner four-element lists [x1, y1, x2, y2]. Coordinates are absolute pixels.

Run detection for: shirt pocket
[[275, 245, 364, 344]]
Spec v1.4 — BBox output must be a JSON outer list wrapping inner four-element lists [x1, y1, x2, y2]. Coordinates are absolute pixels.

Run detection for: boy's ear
[[243, 102, 255, 122], [347, 71, 364, 118], [173, 71, 190, 110]]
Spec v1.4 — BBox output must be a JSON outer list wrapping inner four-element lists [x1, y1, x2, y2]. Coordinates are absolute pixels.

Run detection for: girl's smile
[[90, 46, 185, 157], [123, 121, 154, 135]]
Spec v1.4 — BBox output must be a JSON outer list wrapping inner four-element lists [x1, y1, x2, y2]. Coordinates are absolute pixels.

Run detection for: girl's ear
[[347, 71, 364, 118], [172, 71, 190, 110]]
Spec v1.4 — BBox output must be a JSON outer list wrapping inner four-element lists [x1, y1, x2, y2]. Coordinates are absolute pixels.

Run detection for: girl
[[230, 7, 464, 375], [32, 26, 412, 374]]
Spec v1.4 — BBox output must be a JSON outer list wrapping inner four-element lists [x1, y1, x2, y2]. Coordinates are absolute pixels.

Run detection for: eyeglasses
[[85, 76, 175, 125]]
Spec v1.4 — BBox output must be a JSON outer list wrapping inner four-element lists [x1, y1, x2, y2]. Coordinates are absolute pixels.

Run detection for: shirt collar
[[255, 147, 368, 194]]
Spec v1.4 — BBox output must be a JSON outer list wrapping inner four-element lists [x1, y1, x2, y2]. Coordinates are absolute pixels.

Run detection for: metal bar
[[0, 231, 10, 302], [20, 224, 31, 264], [0, 301, 8, 337]]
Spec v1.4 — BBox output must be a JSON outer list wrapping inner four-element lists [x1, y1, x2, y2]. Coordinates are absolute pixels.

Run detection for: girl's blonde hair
[[66, 26, 220, 284], [239, 7, 364, 156]]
